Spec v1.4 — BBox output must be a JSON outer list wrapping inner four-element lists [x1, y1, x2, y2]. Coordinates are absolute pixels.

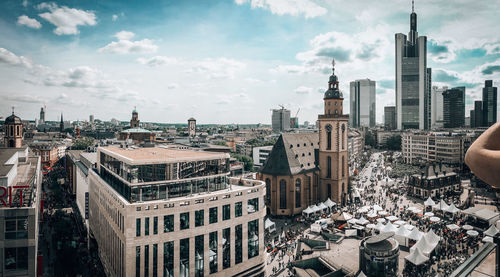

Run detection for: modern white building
[[431, 86, 447, 129], [401, 132, 465, 165], [88, 146, 266, 277], [349, 79, 376, 128], [395, 5, 431, 130], [252, 146, 273, 170]]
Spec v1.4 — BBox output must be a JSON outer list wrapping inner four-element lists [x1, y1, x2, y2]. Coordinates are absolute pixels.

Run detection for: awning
[[424, 197, 435, 207], [484, 225, 499, 237], [405, 247, 429, 266]]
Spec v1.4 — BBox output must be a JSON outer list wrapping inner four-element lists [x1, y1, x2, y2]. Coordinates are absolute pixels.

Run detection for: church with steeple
[[3, 108, 24, 148], [258, 59, 350, 216]]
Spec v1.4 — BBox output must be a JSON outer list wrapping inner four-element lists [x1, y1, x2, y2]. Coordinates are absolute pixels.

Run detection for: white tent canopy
[[405, 247, 429, 266], [404, 224, 415, 231], [394, 220, 406, 226], [445, 204, 460, 214], [407, 228, 423, 241], [357, 217, 369, 225], [324, 198, 336, 208], [484, 225, 499, 237], [381, 222, 398, 233], [378, 211, 389, 216], [386, 215, 398, 222], [318, 202, 328, 211], [265, 218, 276, 232], [433, 199, 450, 211], [375, 222, 385, 231], [446, 224, 460, 231], [367, 211, 378, 218], [424, 197, 436, 207], [411, 235, 436, 256], [358, 206, 370, 213], [430, 217, 440, 223], [424, 230, 440, 245], [483, 236, 494, 243], [348, 218, 358, 225], [302, 206, 314, 215], [311, 204, 320, 213], [373, 204, 383, 211]]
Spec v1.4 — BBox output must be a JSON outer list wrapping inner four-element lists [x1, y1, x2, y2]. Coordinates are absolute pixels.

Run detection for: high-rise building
[[39, 106, 45, 124], [442, 87, 465, 128], [349, 79, 376, 128], [431, 86, 447, 129], [188, 117, 196, 137], [271, 107, 290, 133], [482, 80, 497, 127], [384, 106, 396, 130], [395, 3, 431, 130], [60, 113, 64, 133], [470, 101, 483, 128], [89, 114, 94, 124], [89, 146, 266, 277], [318, 59, 349, 205], [130, 107, 139, 128]]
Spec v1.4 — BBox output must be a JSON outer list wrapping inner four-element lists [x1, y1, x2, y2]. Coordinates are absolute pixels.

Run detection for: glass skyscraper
[[350, 79, 376, 128]]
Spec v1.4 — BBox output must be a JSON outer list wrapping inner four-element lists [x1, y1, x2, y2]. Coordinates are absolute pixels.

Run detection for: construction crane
[[294, 108, 300, 118]]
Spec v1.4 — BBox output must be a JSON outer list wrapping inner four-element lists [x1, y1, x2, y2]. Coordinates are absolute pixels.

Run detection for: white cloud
[[38, 3, 96, 35], [17, 15, 42, 29], [294, 86, 313, 94], [22, 0, 28, 8], [235, 0, 327, 18], [137, 56, 179, 67], [112, 14, 118, 21], [167, 83, 179, 90], [99, 31, 158, 54], [0, 48, 33, 68], [4, 94, 44, 104]]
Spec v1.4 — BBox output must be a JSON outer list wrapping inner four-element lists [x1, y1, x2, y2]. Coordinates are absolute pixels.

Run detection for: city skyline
[[1, 0, 500, 124]]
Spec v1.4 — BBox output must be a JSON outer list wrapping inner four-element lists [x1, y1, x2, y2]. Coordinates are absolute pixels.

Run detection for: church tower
[[60, 113, 64, 133], [130, 107, 139, 128], [318, 59, 349, 206], [4, 107, 23, 148]]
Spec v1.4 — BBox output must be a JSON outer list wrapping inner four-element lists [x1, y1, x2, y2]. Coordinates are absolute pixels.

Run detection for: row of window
[[136, 199, 259, 236], [135, 220, 259, 277]]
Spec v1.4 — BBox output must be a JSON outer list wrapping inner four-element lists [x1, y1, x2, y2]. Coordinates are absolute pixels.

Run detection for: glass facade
[[248, 219, 259, 259], [180, 238, 189, 277], [209, 231, 218, 274], [164, 215, 174, 233], [235, 224, 243, 264], [222, 204, 230, 220], [223, 228, 230, 269], [180, 212, 189, 230], [195, 235, 204, 277], [195, 210, 204, 227], [5, 217, 28, 240], [164, 241, 174, 277], [209, 207, 218, 224], [235, 202, 242, 217], [4, 247, 28, 270]]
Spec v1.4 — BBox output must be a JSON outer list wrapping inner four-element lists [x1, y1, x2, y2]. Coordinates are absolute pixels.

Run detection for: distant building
[[252, 146, 273, 170], [89, 146, 266, 276], [350, 79, 376, 128], [482, 80, 497, 127], [408, 164, 461, 199], [89, 115, 94, 124], [290, 117, 299, 128], [376, 130, 402, 148], [39, 106, 45, 124], [188, 117, 196, 137], [271, 107, 290, 133], [59, 113, 64, 133], [118, 128, 156, 144], [3, 110, 23, 148], [359, 233, 399, 276], [348, 129, 364, 161], [431, 86, 447, 129], [29, 141, 64, 167], [0, 147, 42, 277], [395, 4, 431, 130], [235, 142, 252, 156], [402, 132, 465, 166], [442, 87, 465, 128], [384, 106, 396, 130], [303, 121, 310, 128], [470, 100, 483, 128], [130, 107, 139, 128]]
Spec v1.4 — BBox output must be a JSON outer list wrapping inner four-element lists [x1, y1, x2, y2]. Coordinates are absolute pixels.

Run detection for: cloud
[[294, 86, 313, 94], [112, 14, 118, 21], [0, 48, 33, 68], [17, 15, 41, 29], [137, 56, 179, 67], [484, 42, 500, 55], [235, 0, 327, 18], [167, 83, 179, 90], [99, 31, 158, 54], [38, 2, 96, 35], [427, 39, 456, 63], [4, 94, 44, 104], [378, 79, 394, 89], [481, 65, 500, 75], [433, 69, 460, 83], [187, 58, 246, 79], [22, 0, 28, 7]]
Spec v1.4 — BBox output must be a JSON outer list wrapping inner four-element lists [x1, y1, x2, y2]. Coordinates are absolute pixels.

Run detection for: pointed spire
[[11, 106, 15, 115], [412, 0, 414, 12]]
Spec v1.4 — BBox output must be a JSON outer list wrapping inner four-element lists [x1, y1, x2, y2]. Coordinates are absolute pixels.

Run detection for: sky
[[0, 0, 499, 125]]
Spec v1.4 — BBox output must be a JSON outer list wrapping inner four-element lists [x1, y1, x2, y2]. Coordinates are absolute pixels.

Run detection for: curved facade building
[[359, 233, 399, 277], [89, 146, 266, 277]]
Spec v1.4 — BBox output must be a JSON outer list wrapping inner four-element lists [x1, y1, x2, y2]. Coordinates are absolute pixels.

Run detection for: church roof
[[5, 113, 22, 125], [260, 133, 318, 176]]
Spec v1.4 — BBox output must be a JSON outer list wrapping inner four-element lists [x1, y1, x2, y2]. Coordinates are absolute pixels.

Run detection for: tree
[[365, 132, 376, 147], [385, 135, 402, 150], [214, 141, 227, 146], [231, 153, 254, 171], [71, 137, 94, 150]]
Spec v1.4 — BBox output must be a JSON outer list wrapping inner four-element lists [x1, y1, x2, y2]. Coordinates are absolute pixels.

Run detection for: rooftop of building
[[100, 146, 230, 164], [120, 128, 152, 133]]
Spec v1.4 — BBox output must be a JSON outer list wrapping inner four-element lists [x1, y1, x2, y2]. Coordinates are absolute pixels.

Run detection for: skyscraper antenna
[[412, 0, 414, 12]]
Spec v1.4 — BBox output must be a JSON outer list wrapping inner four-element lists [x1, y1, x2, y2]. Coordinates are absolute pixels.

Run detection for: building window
[[10, 126, 14, 136], [235, 202, 242, 217], [342, 124, 345, 149], [248, 197, 259, 213], [327, 156, 332, 178], [153, 244, 158, 277], [136, 246, 140, 277], [5, 217, 28, 240], [328, 184, 331, 199], [136, 218, 141, 237], [209, 231, 218, 274], [209, 207, 218, 224], [195, 210, 204, 227], [223, 228, 230, 269], [164, 215, 174, 233], [153, 216, 158, 235], [342, 156, 345, 177], [195, 235, 204, 277], [327, 130, 332, 150], [223, 204, 230, 220], [16, 126, 20, 136], [180, 238, 189, 277], [164, 241, 174, 277], [279, 180, 287, 209], [4, 247, 28, 270], [144, 245, 149, 277], [248, 219, 259, 259], [235, 224, 243, 264], [265, 178, 271, 205], [180, 212, 189, 230], [145, 217, 150, 236], [295, 179, 301, 208]]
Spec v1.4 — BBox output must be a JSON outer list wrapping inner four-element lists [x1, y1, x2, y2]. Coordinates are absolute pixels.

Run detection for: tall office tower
[[188, 117, 196, 137], [271, 107, 291, 133], [60, 113, 64, 133], [318, 59, 349, 206], [482, 80, 497, 127], [442, 87, 465, 128], [470, 100, 483, 128], [384, 106, 397, 130], [89, 114, 94, 124], [89, 147, 266, 276], [431, 86, 447, 129], [395, 2, 431, 130], [39, 106, 45, 124], [349, 79, 376, 128]]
